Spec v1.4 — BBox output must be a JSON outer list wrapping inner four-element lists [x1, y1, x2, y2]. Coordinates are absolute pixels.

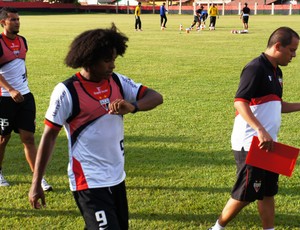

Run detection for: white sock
[[264, 228, 275, 230], [211, 220, 225, 230]]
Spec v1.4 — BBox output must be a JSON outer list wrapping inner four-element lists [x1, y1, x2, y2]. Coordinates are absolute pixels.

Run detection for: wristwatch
[[131, 102, 139, 113]]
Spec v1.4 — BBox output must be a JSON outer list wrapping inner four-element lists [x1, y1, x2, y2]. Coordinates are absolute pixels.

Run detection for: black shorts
[[0, 93, 36, 135], [231, 149, 279, 202], [193, 15, 200, 22], [243, 16, 249, 23], [73, 181, 129, 230]]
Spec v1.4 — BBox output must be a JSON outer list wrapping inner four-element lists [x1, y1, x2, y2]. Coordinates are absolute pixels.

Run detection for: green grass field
[[1, 13, 300, 229]]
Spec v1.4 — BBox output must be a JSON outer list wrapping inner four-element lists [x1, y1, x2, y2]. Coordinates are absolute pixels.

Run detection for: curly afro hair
[[65, 23, 128, 69]]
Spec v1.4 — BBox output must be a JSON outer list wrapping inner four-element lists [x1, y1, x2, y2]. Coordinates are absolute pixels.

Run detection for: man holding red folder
[[209, 27, 300, 230]]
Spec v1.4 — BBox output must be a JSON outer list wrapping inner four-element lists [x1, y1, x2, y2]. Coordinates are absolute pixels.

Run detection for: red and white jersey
[[45, 72, 147, 191], [231, 54, 283, 151], [0, 34, 29, 96]]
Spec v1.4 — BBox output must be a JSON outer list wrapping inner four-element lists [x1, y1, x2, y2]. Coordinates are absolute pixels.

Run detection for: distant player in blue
[[160, 2, 168, 29], [190, 5, 203, 30], [200, 6, 208, 29]]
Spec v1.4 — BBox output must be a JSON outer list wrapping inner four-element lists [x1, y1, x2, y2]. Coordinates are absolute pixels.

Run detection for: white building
[[78, 0, 140, 5]]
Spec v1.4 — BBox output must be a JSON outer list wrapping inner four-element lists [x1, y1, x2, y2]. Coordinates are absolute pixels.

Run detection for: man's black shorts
[[194, 15, 200, 22], [73, 181, 129, 230], [243, 16, 249, 23], [231, 148, 279, 202], [0, 93, 36, 135]]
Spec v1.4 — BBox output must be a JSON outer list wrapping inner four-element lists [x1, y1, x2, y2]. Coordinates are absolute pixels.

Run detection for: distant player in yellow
[[208, 3, 219, 30], [134, 2, 142, 31]]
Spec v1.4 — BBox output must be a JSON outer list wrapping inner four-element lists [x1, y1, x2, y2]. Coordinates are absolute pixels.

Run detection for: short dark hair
[[65, 23, 128, 69], [0, 7, 18, 20], [267, 27, 299, 48]]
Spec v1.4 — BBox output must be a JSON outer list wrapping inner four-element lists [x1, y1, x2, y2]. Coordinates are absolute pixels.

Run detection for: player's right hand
[[29, 184, 46, 209], [9, 89, 24, 103], [257, 129, 274, 152]]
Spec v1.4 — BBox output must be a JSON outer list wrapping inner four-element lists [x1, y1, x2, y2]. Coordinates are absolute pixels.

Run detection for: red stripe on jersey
[[234, 94, 281, 116], [137, 86, 148, 100], [235, 94, 281, 105], [72, 157, 88, 190], [234, 98, 250, 103], [249, 94, 281, 106], [44, 119, 62, 131]]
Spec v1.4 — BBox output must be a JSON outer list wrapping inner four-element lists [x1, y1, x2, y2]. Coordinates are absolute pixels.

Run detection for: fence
[[0, 1, 299, 15]]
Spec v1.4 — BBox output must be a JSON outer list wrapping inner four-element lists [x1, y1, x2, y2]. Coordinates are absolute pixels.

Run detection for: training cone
[[179, 24, 183, 31]]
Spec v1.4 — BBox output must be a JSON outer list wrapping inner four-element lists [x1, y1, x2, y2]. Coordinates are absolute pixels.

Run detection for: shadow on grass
[[0, 207, 79, 218], [129, 211, 300, 228], [3, 133, 300, 229], [127, 185, 231, 194], [125, 134, 193, 143]]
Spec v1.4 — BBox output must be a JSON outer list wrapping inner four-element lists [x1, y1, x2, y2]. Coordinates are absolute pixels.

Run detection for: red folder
[[246, 136, 299, 177]]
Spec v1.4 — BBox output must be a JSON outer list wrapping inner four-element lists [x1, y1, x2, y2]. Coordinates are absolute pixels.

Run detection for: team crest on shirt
[[253, 180, 261, 193], [99, 98, 110, 111], [13, 50, 20, 56]]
